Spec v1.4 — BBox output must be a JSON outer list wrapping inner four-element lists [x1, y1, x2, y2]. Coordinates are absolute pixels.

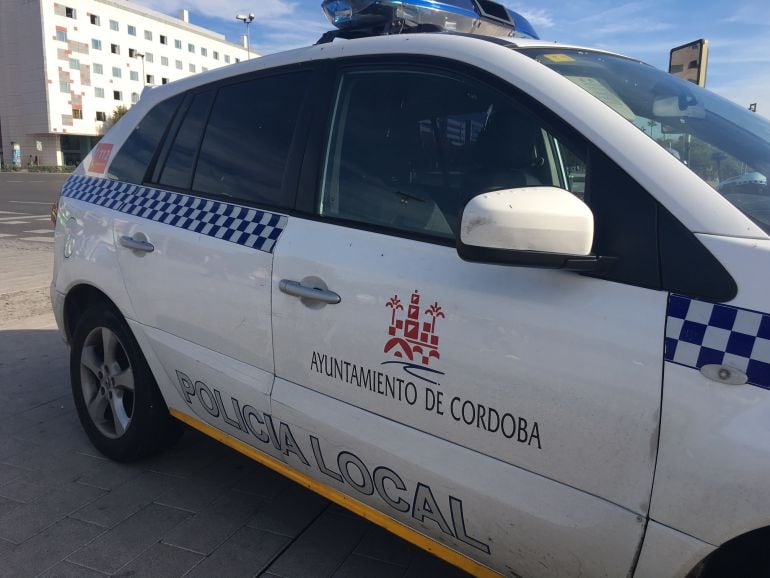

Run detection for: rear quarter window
[[107, 94, 183, 184]]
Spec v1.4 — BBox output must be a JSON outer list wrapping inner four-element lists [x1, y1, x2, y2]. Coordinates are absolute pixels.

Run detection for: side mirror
[[457, 187, 613, 271]]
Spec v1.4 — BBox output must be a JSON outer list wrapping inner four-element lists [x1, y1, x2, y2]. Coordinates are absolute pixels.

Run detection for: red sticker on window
[[89, 143, 113, 174]]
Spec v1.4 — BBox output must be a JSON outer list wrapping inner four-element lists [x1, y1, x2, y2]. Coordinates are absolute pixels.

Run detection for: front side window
[[320, 69, 583, 240], [523, 48, 770, 234], [192, 72, 310, 208]]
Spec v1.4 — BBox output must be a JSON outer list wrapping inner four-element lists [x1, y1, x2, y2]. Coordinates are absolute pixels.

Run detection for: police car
[[51, 1, 770, 576]]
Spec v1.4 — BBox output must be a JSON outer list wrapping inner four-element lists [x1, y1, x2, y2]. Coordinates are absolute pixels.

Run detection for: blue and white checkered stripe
[[665, 294, 770, 390], [61, 175, 287, 253]]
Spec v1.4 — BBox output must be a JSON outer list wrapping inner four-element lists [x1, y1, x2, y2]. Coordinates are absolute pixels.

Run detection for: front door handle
[[279, 279, 341, 304], [119, 235, 155, 253]]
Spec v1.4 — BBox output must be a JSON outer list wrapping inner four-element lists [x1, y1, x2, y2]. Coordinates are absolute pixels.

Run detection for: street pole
[[236, 13, 255, 59]]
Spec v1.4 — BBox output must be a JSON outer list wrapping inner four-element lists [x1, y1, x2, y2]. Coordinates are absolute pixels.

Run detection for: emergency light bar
[[319, 0, 539, 43]]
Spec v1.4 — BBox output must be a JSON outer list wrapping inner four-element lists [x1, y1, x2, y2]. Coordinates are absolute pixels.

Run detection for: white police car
[[51, 1, 770, 576]]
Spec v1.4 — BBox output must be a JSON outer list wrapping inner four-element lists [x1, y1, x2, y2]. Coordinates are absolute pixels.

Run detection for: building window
[[145, 52, 154, 63], [146, 74, 154, 84], [161, 77, 169, 84], [144, 30, 152, 41], [95, 87, 105, 98], [131, 92, 139, 104], [160, 35, 167, 45], [109, 19, 119, 32], [175, 60, 182, 70], [130, 70, 139, 81], [201, 47, 207, 57], [127, 25, 136, 36], [90, 14, 100, 25], [91, 38, 101, 50], [69, 58, 79, 70], [189, 64, 196, 73], [161, 56, 168, 66], [188, 43, 194, 53], [96, 111, 106, 121], [112, 67, 122, 78], [213, 51, 219, 60], [224, 55, 230, 63], [65, 6, 76, 19], [128, 48, 136, 57], [113, 90, 122, 100], [174, 39, 182, 49], [56, 28, 67, 42], [72, 108, 83, 120], [235, 58, 240, 63], [111, 43, 119, 55], [59, 79, 70, 93], [62, 114, 73, 126], [93, 63, 103, 74], [202, 67, 208, 72]]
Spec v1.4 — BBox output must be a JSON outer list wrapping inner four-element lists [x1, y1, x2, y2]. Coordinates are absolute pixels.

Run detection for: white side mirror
[[460, 186, 594, 256]]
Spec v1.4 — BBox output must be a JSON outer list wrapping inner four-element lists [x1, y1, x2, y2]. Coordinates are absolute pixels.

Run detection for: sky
[[130, 0, 770, 117]]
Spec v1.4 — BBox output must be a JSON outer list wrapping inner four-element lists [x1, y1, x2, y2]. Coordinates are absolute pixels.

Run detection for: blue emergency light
[[319, 0, 539, 42]]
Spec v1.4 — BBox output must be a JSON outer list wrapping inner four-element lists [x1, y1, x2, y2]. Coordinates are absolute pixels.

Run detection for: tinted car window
[[320, 70, 581, 239], [192, 71, 310, 209], [158, 90, 215, 190], [107, 94, 182, 184]]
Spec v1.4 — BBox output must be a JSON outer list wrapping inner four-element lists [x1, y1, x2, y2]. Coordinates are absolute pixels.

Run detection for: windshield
[[520, 47, 770, 234]]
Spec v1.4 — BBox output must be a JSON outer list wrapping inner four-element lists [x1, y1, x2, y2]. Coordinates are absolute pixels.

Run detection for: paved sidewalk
[[0, 239, 471, 576]]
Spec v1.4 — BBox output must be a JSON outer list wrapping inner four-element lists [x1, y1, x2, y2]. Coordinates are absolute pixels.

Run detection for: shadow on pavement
[[0, 329, 469, 577]]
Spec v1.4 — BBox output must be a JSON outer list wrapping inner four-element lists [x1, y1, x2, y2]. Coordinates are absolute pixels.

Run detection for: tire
[[70, 305, 182, 461]]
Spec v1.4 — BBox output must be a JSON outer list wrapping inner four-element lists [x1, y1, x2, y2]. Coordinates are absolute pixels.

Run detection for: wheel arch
[[63, 284, 127, 342], [691, 526, 770, 577]]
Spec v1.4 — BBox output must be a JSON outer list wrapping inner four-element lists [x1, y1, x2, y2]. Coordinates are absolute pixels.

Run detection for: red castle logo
[[384, 290, 444, 367]]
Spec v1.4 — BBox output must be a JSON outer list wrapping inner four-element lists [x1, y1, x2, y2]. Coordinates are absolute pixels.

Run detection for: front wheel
[[70, 306, 181, 461]]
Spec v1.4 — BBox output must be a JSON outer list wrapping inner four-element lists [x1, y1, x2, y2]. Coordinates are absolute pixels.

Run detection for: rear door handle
[[119, 235, 155, 253], [279, 279, 341, 304]]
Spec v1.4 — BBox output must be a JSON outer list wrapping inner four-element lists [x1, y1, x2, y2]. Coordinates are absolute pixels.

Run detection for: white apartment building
[[0, 0, 251, 167]]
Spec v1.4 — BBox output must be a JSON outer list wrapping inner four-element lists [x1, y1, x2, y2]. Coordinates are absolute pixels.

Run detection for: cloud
[[502, 3, 555, 28], [129, 0, 293, 21]]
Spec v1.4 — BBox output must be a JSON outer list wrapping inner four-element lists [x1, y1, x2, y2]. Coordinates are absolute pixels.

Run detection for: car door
[[269, 60, 667, 576], [113, 68, 312, 440]]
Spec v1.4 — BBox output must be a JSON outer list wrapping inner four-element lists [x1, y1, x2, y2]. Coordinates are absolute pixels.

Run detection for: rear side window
[[107, 94, 182, 184], [157, 90, 215, 190], [192, 71, 310, 210]]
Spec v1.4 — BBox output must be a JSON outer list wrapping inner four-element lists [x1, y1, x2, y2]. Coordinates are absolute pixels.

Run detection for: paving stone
[[71, 454, 142, 491], [0, 462, 28, 486], [247, 482, 329, 538], [113, 542, 203, 577], [67, 503, 191, 574], [333, 554, 407, 578], [186, 526, 289, 578], [265, 511, 369, 578], [233, 463, 292, 499], [0, 476, 51, 503], [0, 480, 105, 543], [0, 518, 104, 577], [0, 435, 39, 461], [154, 453, 257, 513], [38, 560, 109, 577], [143, 430, 225, 478], [402, 551, 471, 578], [162, 488, 265, 554], [70, 471, 179, 528], [353, 525, 419, 568]]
